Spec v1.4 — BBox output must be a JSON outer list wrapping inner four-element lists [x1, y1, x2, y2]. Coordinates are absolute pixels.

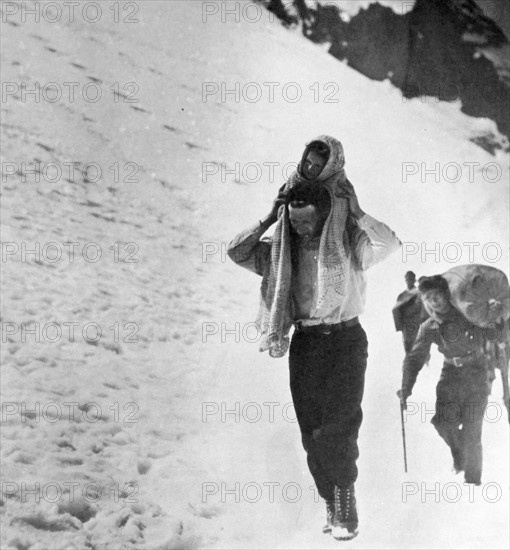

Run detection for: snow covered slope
[[1, 1, 508, 548]]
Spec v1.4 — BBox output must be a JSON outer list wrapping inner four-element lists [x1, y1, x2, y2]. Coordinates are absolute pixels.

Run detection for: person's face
[[405, 274, 416, 289], [421, 289, 450, 315], [302, 150, 327, 179], [289, 204, 321, 238]]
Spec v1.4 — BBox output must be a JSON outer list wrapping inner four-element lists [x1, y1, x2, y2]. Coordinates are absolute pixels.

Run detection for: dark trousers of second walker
[[431, 361, 490, 484], [289, 323, 368, 500]]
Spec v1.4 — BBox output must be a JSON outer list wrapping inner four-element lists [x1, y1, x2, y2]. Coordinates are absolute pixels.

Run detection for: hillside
[[1, 1, 509, 548]]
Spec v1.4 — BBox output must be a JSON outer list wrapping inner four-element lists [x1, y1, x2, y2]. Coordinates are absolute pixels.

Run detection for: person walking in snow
[[228, 136, 401, 540], [397, 275, 492, 485], [392, 271, 429, 354]]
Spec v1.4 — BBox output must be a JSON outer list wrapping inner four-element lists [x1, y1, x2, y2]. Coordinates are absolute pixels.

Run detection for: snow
[[1, 1, 508, 549], [316, 0, 415, 17]]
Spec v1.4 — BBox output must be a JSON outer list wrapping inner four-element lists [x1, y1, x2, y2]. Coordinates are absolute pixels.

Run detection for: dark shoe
[[331, 485, 358, 541], [464, 475, 481, 486], [465, 479, 481, 486], [322, 500, 334, 534]]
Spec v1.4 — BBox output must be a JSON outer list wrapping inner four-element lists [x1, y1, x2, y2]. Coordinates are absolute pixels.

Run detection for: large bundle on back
[[443, 265, 510, 423], [442, 264, 510, 327]]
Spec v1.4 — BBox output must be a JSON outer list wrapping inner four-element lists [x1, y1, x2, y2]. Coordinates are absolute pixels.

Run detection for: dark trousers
[[403, 332, 418, 354], [289, 324, 368, 500], [431, 362, 489, 484]]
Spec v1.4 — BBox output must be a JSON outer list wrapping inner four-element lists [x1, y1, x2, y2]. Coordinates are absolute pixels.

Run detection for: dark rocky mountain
[[263, 0, 509, 152]]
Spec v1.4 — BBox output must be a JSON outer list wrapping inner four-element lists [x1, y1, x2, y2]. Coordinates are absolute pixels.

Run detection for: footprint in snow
[[56, 440, 76, 451], [137, 459, 151, 475], [57, 500, 97, 523], [130, 105, 149, 113], [162, 124, 179, 133], [194, 504, 222, 519], [12, 451, 35, 465], [57, 455, 83, 466], [36, 142, 54, 153], [13, 511, 80, 532], [185, 141, 206, 151]]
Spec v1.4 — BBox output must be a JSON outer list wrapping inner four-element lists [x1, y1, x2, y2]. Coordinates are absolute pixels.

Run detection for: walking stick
[[399, 400, 408, 473]]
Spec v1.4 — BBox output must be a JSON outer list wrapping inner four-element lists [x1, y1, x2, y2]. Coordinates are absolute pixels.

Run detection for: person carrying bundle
[[397, 275, 494, 485]]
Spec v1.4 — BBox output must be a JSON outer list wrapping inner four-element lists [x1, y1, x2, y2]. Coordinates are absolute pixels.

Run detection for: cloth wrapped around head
[[256, 136, 352, 358]]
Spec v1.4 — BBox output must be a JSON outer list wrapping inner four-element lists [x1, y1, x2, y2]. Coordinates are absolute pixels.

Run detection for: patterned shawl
[[256, 135, 351, 357]]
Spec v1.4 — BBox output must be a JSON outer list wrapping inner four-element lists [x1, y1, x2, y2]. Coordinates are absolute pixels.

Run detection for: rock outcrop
[[264, 0, 510, 149]]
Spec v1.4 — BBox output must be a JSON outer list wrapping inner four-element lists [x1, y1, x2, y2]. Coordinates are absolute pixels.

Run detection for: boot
[[464, 476, 481, 486], [322, 500, 334, 534], [331, 485, 358, 540]]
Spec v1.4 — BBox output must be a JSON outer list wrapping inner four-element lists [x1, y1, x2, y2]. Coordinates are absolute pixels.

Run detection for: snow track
[[1, 1, 508, 548]]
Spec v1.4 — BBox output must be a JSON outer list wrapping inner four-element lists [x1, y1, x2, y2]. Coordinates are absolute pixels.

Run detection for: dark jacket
[[402, 307, 487, 395]]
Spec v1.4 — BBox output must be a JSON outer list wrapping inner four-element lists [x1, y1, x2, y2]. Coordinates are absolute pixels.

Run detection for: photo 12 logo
[[201, 161, 297, 184], [202, 401, 296, 424], [201, 1, 280, 24], [401, 82, 505, 105], [401, 162, 503, 184], [202, 481, 320, 504], [2, 241, 139, 264], [2, 82, 140, 104], [202, 321, 271, 344], [1, 161, 140, 185], [402, 401, 505, 425], [1, 321, 140, 344], [202, 81, 341, 104], [1, 401, 140, 424], [2, 480, 139, 504], [402, 481, 502, 503], [1, 2, 140, 24], [401, 241, 503, 264]]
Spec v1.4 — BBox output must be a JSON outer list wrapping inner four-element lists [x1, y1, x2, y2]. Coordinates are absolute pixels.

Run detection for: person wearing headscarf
[[228, 136, 401, 540]]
